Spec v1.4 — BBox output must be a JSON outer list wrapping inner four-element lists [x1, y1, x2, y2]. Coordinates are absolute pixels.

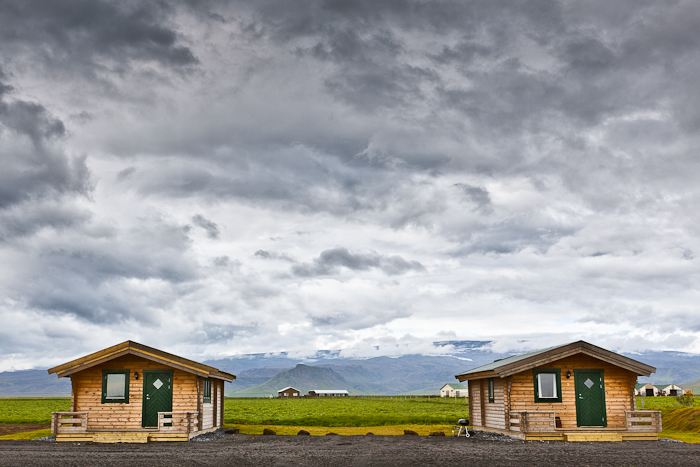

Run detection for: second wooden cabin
[[455, 340, 662, 442], [48, 341, 235, 443]]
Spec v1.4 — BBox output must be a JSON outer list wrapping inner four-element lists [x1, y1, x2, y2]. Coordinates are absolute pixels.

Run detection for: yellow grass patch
[[226, 424, 456, 436], [660, 431, 700, 444], [0, 429, 52, 440]]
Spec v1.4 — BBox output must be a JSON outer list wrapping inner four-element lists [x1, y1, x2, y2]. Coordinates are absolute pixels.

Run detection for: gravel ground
[[1, 433, 699, 466]]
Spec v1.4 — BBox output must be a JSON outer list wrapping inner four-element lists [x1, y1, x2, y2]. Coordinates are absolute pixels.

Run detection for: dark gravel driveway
[[1, 435, 698, 466]]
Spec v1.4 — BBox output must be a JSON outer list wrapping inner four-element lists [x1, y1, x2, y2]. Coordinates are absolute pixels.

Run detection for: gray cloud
[[255, 250, 296, 262], [2, 0, 700, 364], [191, 214, 219, 239], [0, 1, 197, 74], [293, 247, 424, 277]]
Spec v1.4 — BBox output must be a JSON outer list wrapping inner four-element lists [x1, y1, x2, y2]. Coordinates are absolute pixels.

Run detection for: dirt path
[[1, 434, 699, 466], [0, 424, 48, 436]]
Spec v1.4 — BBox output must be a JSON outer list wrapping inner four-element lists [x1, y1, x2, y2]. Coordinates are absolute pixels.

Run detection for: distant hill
[[4, 340, 700, 396], [0, 369, 70, 396], [232, 364, 359, 397]]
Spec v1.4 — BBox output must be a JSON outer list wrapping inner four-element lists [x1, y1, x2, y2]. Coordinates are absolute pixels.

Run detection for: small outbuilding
[[47, 341, 235, 443], [278, 386, 301, 398], [635, 382, 661, 397], [307, 389, 349, 397], [657, 383, 686, 396], [440, 383, 469, 397], [455, 341, 661, 441]]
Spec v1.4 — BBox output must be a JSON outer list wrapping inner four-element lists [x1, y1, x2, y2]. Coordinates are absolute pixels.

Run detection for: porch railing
[[157, 412, 199, 433], [509, 411, 556, 433], [626, 410, 662, 432], [51, 412, 88, 434]]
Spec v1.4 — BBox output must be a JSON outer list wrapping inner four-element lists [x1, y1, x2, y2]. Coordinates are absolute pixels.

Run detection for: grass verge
[[226, 424, 455, 436], [0, 429, 52, 440]]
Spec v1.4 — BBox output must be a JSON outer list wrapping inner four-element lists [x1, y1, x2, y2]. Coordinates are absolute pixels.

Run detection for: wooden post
[[479, 380, 486, 426], [197, 376, 203, 431], [213, 378, 218, 428]]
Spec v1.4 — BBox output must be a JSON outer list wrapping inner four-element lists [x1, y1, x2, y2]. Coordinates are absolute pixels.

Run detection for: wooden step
[[564, 432, 623, 442], [92, 432, 150, 443]]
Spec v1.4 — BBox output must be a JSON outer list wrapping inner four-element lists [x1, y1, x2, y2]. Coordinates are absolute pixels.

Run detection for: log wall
[[508, 354, 637, 430], [70, 355, 221, 431], [484, 378, 506, 429]]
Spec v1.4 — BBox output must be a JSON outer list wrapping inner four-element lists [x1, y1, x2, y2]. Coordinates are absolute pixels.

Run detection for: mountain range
[[2, 341, 700, 396]]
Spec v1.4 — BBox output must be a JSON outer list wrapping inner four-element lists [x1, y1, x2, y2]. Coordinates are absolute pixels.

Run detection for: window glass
[[106, 373, 126, 399], [203, 379, 212, 403], [538, 373, 557, 398]]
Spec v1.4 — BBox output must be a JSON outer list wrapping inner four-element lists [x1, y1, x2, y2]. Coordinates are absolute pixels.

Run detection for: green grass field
[[224, 398, 468, 427], [635, 395, 700, 410], [0, 398, 70, 424]]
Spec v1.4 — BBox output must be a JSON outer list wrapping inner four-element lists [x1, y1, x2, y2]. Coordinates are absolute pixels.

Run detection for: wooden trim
[[494, 343, 655, 377], [212, 379, 218, 428], [456, 342, 655, 382], [220, 381, 225, 427], [197, 376, 203, 431], [101, 369, 130, 404], [49, 341, 235, 381]]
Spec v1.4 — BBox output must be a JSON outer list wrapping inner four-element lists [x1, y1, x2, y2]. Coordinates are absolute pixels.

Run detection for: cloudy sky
[[1, 0, 700, 370]]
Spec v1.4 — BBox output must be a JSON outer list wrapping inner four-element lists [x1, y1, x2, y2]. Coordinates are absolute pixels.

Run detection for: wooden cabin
[[455, 341, 662, 442], [47, 341, 235, 443], [277, 386, 301, 398]]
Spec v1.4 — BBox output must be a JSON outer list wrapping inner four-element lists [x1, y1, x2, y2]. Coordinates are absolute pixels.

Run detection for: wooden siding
[[71, 355, 200, 431], [484, 378, 506, 429], [470, 381, 482, 425], [508, 354, 636, 430]]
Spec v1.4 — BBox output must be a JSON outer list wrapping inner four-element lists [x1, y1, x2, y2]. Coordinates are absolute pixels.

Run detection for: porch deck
[[474, 410, 662, 442], [51, 411, 206, 443]]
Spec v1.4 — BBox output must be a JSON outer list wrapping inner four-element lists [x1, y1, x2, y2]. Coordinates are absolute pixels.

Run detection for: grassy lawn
[[635, 395, 700, 410], [224, 398, 468, 427], [0, 398, 70, 424]]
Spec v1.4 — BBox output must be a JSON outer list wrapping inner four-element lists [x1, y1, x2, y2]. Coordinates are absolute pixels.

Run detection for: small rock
[[224, 428, 239, 435], [429, 432, 445, 437], [326, 432, 339, 436], [365, 432, 375, 436], [297, 430, 311, 436], [403, 430, 419, 436], [263, 428, 276, 435]]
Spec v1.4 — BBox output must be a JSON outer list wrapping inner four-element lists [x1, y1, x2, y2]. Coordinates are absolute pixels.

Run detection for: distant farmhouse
[[454, 340, 661, 441], [440, 383, 468, 397], [277, 386, 301, 398], [307, 389, 349, 397]]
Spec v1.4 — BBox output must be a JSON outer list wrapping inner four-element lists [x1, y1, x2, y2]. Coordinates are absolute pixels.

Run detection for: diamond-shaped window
[[153, 378, 163, 389], [584, 378, 595, 389]]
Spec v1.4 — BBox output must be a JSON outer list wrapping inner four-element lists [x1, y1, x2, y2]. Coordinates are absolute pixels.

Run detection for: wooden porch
[[498, 410, 662, 441], [51, 411, 206, 443]]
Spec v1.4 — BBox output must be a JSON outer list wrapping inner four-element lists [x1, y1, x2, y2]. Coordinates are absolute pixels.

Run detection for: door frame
[[574, 369, 607, 427], [141, 369, 174, 428]]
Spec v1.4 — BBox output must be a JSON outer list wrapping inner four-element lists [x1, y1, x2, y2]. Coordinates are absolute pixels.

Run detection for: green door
[[142, 371, 173, 428], [574, 370, 607, 427]]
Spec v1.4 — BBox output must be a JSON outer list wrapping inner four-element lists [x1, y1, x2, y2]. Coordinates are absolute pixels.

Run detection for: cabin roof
[[47, 340, 236, 382], [455, 340, 656, 381]]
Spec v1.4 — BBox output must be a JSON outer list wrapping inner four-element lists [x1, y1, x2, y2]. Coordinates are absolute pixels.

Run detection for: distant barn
[[48, 341, 235, 443], [455, 341, 661, 441], [307, 389, 349, 397]]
